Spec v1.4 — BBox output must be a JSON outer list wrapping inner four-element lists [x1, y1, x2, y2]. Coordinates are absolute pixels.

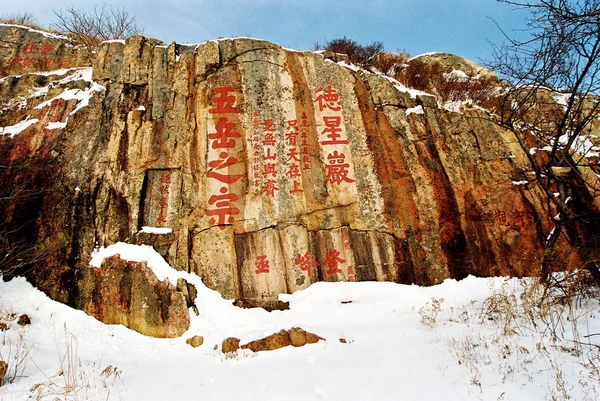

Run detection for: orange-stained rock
[[0, 27, 596, 329], [222, 337, 241, 353], [242, 328, 324, 352]]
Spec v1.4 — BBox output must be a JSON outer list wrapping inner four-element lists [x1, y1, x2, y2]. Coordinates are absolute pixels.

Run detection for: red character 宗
[[320, 116, 348, 145], [323, 249, 345, 275], [294, 252, 317, 277], [207, 152, 244, 184], [263, 179, 279, 197], [255, 255, 270, 274], [324, 151, 355, 185], [315, 85, 341, 112], [206, 187, 240, 229], [209, 117, 241, 149], [208, 87, 240, 114]]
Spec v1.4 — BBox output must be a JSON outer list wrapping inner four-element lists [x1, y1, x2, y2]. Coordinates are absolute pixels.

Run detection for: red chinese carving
[[286, 148, 300, 163], [255, 255, 270, 274], [262, 148, 277, 161], [161, 172, 172, 184], [320, 116, 348, 145], [39, 44, 55, 55], [287, 164, 301, 179], [290, 180, 304, 194], [209, 117, 241, 149], [263, 179, 279, 197], [263, 119, 276, 132], [208, 87, 240, 114], [294, 252, 317, 277], [323, 249, 345, 275], [342, 233, 351, 250], [348, 266, 356, 282], [315, 85, 341, 111], [262, 133, 276, 146], [23, 44, 38, 54], [206, 187, 240, 229], [262, 163, 277, 178], [324, 151, 355, 185], [208, 152, 244, 184]]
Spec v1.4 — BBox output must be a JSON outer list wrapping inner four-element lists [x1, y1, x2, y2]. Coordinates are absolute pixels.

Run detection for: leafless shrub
[[0, 331, 33, 384], [52, 5, 144, 55], [315, 37, 384, 68], [0, 12, 37, 27]]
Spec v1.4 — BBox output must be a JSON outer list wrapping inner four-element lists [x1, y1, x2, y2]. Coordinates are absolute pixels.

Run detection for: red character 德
[[315, 85, 341, 112]]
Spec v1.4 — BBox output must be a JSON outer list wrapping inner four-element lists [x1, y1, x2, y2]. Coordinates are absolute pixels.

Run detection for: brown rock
[[0, 323, 8, 331], [0, 360, 7, 387], [242, 328, 323, 352], [17, 314, 30, 326], [186, 335, 204, 348], [339, 338, 347, 344], [221, 337, 240, 353]]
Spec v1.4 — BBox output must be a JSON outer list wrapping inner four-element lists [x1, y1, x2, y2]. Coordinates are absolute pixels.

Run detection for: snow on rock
[[45, 121, 67, 130], [511, 180, 529, 186], [0, 117, 39, 138], [34, 79, 106, 116], [140, 226, 172, 234], [0, 23, 71, 40], [443, 69, 470, 82], [407, 51, 440, 61], [405, 105, 425, 116]]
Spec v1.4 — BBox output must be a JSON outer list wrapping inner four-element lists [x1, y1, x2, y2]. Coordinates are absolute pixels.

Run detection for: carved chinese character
[[320, 116, 348, 145], [290, 180, 303, 194], [209, 87, 240, 114], [262, 163, 277, 178], [324, 151, 355, 185], [263, 119, 276, 132], [294, 252, 317, 277], [315, 85, 341, 111], [348, 266, 356, 282], [263, 179, 279, 197], [287, 164, 301, 179], [23, 44, 38, 54], [323, 249, 345, 275], [160, 172, 172, 184], [39, 44, 55, 56], [286, 148, 300, 163], [262, 133, 276, 146], [206, 187, 240, 229], [342, 233, 351, 250], [209, 117, 241, 149], [208, 152, 244, 184], [513, 209, 527, 226], [262, 148, 277, 161], [255, 255, 270, 274]]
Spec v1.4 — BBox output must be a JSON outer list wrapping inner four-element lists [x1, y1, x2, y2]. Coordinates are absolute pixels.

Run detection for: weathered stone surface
[[241, 328, 324, 352], [78, 256, 189, 338], [0, 24, 88, 76], [222, 337, 240, 353], [0, 360, 7, 386], [1, 26, 598, 336], [186, 335, 204, 348]]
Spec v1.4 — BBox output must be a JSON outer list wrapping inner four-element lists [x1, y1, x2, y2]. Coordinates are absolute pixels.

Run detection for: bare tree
[[52, 4, 144, 55], [0, 12, 36, 26], [490, 0, 600, 283]]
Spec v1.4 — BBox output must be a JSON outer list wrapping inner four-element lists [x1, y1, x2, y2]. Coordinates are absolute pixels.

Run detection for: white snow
[[140, 226, 172, 234], [0, 117, 39, 138], [137, 106, 146, 111], [405, 105, 425, 116], [336, 60, 359, 72], [511, 180, 529, 186], [0, 23, 70, 40], [407, 51, 441, 61], [1, 245, 598, 401], [34, 81, 106, 116], [443, 69, 470, 82], [101, 39, 126, 44], [44, 121, 67, 130]]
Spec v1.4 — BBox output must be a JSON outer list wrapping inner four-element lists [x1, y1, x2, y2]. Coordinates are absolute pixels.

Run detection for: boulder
[[242, 328, 324, 352], [186, 335, 204, 348], [222, 337, 241, 353]]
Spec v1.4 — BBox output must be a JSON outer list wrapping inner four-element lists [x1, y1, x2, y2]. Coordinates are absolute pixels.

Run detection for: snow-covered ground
[[1, 249, 599, 401]]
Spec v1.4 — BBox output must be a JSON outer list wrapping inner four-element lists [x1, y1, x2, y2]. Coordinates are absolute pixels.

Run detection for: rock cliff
[[1, 27, 591, 337]]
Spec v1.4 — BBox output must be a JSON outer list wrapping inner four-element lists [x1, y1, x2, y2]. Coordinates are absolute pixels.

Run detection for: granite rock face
[[0, 28, 590, 337]]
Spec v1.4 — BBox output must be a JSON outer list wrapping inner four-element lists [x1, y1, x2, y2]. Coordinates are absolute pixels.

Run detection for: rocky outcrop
[[76, 255, 190, 338], [241, 328, 323, 352], [0, 24, 89, 76], [1, 27, 594, 336]]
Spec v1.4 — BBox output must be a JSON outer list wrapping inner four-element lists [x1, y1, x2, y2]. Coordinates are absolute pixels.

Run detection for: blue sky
[[3, 0, 530, 64]]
